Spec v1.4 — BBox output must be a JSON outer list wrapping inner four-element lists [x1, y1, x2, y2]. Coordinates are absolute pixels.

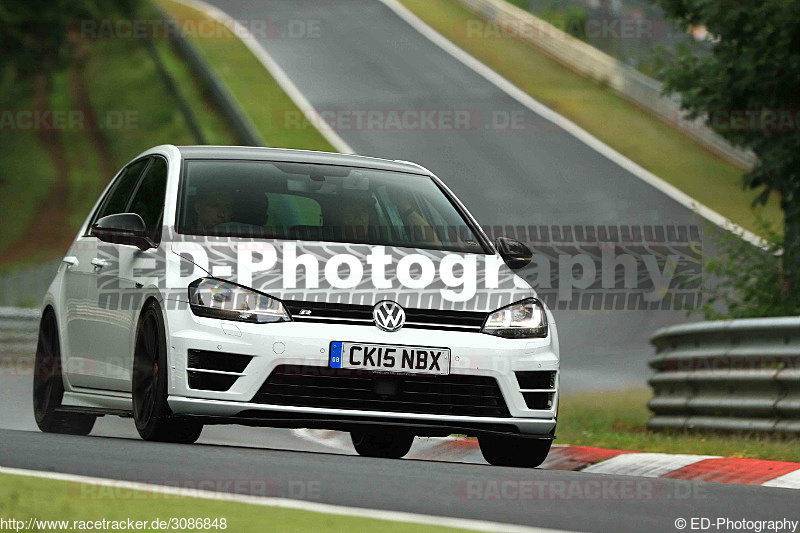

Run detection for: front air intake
[[186, 349, 251, 392]]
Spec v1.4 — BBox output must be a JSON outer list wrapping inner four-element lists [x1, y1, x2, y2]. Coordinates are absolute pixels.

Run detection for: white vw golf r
[[33, 145, 560, 467]]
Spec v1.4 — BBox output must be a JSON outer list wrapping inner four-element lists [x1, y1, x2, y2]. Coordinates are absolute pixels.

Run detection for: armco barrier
[[0, 308, 39, 358], [0, 260, 60, 308], [457, 0, 757, 169], [158, 7, 267, 147], [648, 318, 800, 434]]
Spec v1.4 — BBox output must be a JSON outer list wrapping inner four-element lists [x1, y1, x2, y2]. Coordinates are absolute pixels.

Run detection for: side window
[[93, 158, 150, 226], [128, 157, 168, 240]]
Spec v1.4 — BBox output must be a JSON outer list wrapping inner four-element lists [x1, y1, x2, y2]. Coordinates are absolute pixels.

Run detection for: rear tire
[[351, 429, 414, 459], [478, 435, 551, 468], [132, 302, 203, 444], [32, 311, 96, 435]]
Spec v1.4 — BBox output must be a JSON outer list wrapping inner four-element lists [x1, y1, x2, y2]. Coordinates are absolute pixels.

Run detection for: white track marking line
[[762, 469, 800, 489], [291, 428, 357, 453], [0, 466, 572, 533], [377, 0, 764, 248], [166, 0, 355, 154], [582, 453, 719, 477]]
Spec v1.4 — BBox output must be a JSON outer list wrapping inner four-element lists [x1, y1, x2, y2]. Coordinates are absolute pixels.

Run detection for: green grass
[[83, 38, 233, 171], [159, 0, 337, 152], [0, 77, 56, 256], [557, 390, 800, 462], [47, 68, 105, 232], [0, 473, 470, 533], [399, 0, 783, 236], [0, 11, 239, 267]]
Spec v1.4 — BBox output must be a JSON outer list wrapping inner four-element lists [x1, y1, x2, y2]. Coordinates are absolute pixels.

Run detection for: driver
[[193, 189, 233, 230]]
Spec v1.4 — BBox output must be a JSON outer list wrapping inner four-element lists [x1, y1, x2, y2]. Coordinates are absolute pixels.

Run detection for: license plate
[[329, 342, 450, 375]]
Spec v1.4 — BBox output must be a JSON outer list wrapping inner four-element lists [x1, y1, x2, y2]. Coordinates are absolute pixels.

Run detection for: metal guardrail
[[158, 7, 268, 147], [457, 0, 757, 169], [648, 318, 800, 434], [0, 260, 60, 308], [0, 308, 39, 358]]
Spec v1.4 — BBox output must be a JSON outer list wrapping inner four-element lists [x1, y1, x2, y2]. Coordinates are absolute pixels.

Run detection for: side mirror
[[91, 213, 155, 251], [496, 237, 532, 270]]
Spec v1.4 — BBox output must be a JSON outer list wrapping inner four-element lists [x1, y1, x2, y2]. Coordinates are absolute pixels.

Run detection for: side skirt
[[61, 389, 133, 417]]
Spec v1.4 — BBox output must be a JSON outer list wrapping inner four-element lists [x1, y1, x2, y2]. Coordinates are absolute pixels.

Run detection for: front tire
[[478, 435, 551, 468], [32, 311, 96, 435], [351, 429, 414, 459], [132, 302, 203, 443]]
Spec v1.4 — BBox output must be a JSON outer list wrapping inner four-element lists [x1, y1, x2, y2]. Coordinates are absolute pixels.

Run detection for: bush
[[698, 217, 800, 319]]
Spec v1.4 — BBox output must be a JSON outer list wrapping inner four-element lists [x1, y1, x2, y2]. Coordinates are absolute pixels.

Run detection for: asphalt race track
[[1, 370, 798, 532], [205, 0, 702, 391]]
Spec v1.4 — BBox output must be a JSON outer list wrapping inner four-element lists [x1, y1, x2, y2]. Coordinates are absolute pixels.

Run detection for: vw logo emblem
[[373, 300, 406, 332]]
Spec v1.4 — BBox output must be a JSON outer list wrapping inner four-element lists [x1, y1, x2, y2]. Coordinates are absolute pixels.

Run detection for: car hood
[[168, 239, 534, 312]]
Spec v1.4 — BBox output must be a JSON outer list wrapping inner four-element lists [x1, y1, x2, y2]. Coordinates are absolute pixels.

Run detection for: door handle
[[91, 258, 109, 269], [62, 256, 79, 268]]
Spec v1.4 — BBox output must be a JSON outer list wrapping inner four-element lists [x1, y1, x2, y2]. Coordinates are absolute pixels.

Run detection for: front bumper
[[163, 301, 560, 436]]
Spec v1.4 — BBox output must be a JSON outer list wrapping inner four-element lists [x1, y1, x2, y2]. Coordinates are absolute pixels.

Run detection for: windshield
[[177, 160, 486, 253]]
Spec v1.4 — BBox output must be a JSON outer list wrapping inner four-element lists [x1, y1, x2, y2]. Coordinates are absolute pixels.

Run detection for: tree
[[0, 0, 144, 80], [0, 1, 99, 79], [655, 0, 800, 296]]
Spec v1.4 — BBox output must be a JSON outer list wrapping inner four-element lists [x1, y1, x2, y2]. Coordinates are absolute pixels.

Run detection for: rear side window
[[128, 157, 168, 238], [94, 158, 150, 224]]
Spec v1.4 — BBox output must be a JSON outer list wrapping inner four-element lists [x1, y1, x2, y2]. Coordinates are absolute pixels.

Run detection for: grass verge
[[0, 473, 469, 533], [0, 14, 238, 268], [558, 390, 800, 462], [158, 0, 337, 152], [0, 78, 57, 260], [398, 0, 782, 235]]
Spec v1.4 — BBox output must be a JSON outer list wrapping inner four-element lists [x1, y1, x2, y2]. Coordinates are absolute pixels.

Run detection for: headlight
[[482, 298, 548, 338], [188, 278, 290, 323]]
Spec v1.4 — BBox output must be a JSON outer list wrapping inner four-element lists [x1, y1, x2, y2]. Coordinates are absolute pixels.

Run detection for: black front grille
[[282, 300, 486, 332], [188, 350, 252, 373], [522, 392, 554, 410], [515, 371, 556, 390], [253, 365, 511, 418], [188, 372, 239, 392]]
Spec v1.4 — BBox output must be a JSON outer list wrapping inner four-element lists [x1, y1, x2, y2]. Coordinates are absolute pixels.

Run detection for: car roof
[[176, 146, 430, 175]]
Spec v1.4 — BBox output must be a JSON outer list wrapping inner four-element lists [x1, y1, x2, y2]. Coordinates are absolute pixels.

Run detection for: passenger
[[393, 194, 441, 247], [338, 198, 370, 240], [341, 198, 370, 228]]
